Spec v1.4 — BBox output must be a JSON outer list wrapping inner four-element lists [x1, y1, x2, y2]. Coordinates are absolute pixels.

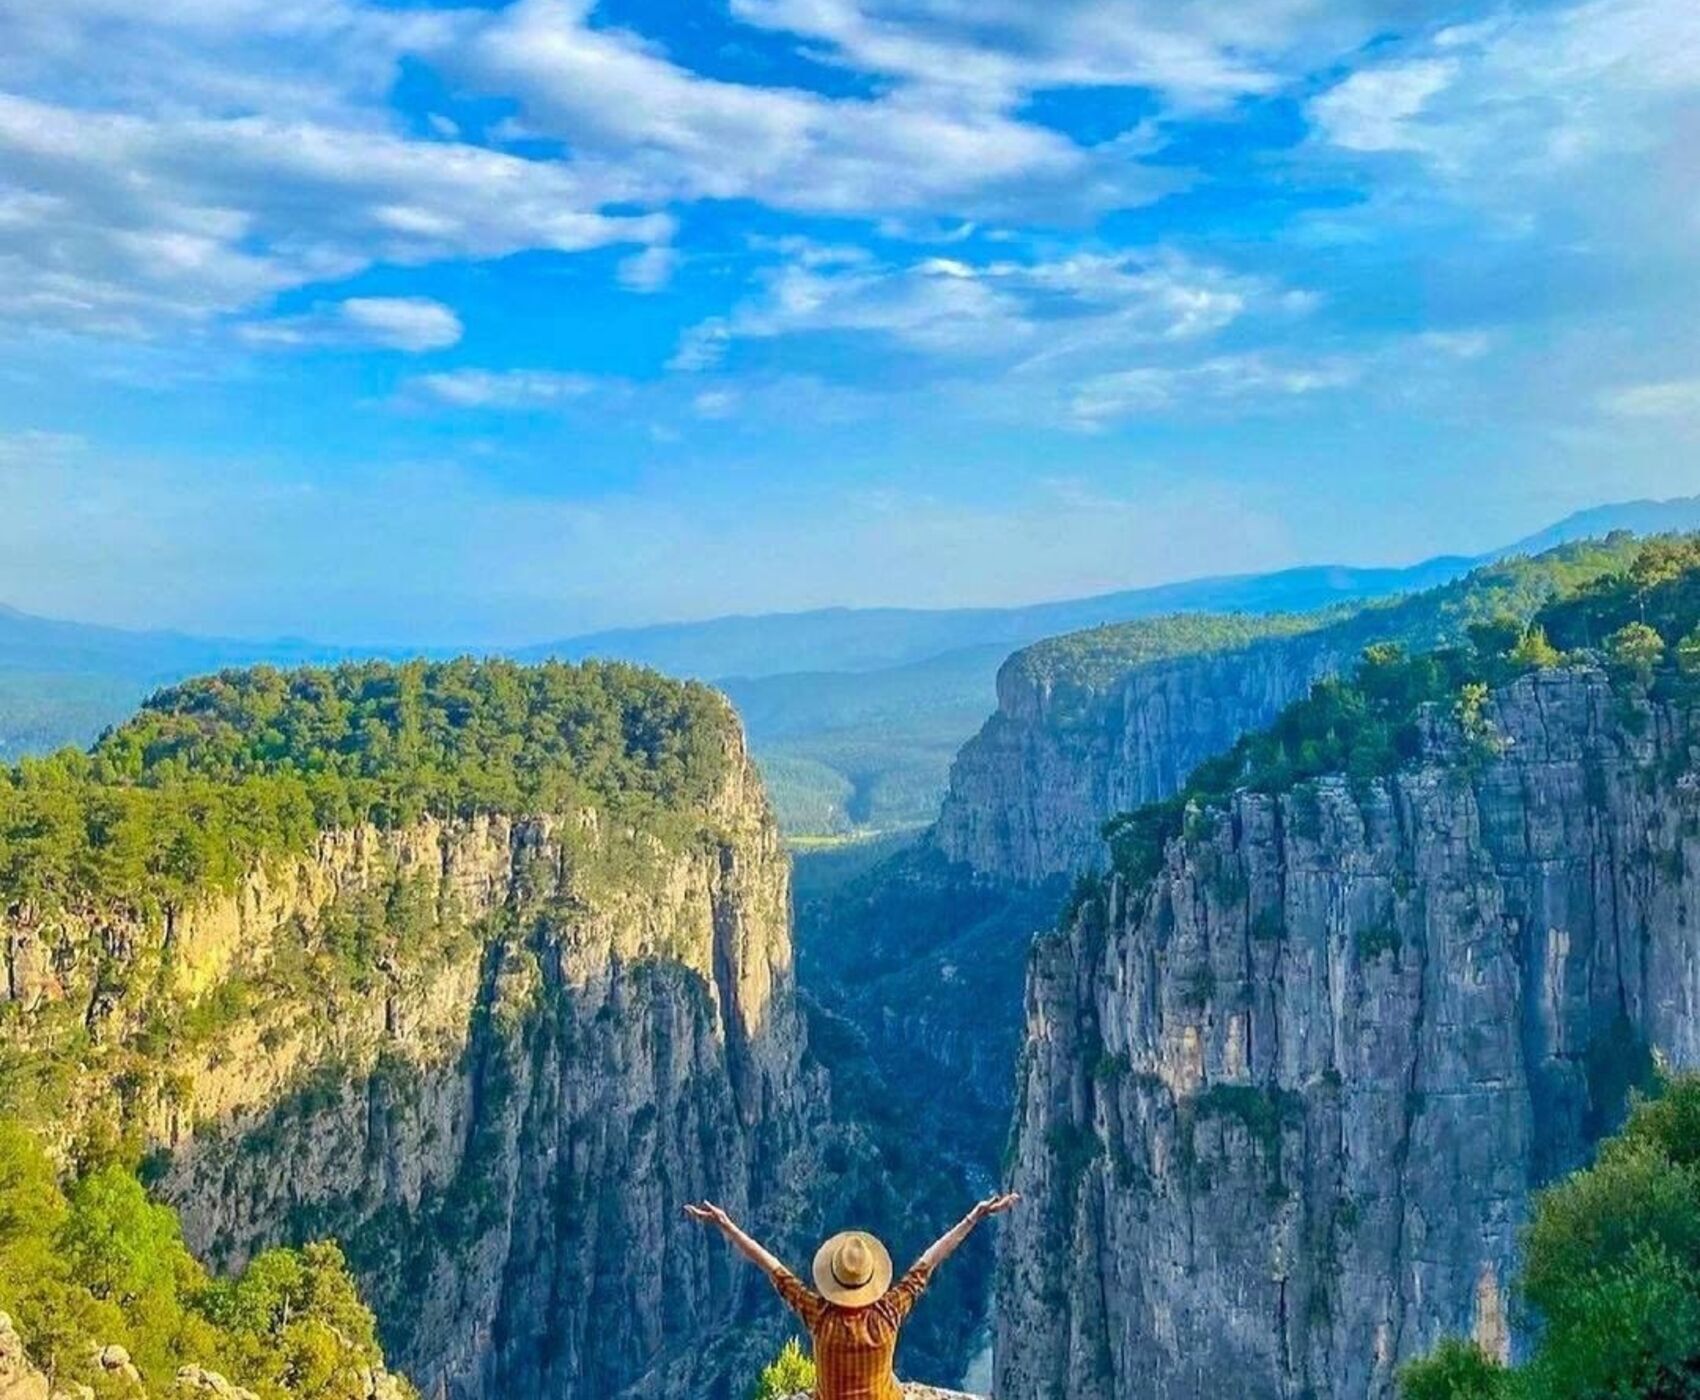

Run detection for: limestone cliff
[[1, 709, 813, 1400], [935, 629, 1349, 883], [996, 667, 1700, 1398], [936, 540, 1649, 883]]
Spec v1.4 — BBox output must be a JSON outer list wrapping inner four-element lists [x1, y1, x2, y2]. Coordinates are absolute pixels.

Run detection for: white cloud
[[407, 369, 601, 410], [1070, 354, 1361, 428], [1602, 378, 1700, 419], [1310, 59, 1458, 153], [617, 245, 681, 293], [0, 428, 86, 466], [1310, 0, 1700, 193], [673, 248, 1277, 372], [244, 296, 463, 352], [459, 0, 1180, 223], [728, 0, 1381, 109], [0, 92, 666, 336], [340, 297, 463, 352], [0, 0, 464, 124]]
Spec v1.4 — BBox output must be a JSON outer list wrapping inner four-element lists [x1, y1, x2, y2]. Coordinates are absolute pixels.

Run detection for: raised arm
[[915, 1192, 1020, 1274], [684, 1201, 787, 1279]]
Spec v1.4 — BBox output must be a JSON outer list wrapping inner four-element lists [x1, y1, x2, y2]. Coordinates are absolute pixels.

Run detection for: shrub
[[1397, 1340, 1508, 1400], [752, 1338, 817, 1399], [0, 1119, 411, 1399]]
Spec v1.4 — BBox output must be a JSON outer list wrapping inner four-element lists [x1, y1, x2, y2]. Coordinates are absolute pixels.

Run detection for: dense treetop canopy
[[0, 658, 740, 912]]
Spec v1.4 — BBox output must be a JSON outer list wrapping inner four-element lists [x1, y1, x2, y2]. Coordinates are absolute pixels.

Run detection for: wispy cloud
[[1069, 353, 1361, 429], [242, 296, 463, 352], [728, 0, 1369, 109], [1602, 378, 1700, 420], [674, 247, 1280, 368], [459, 0, 1182, 224], [0, 92, 666, 337], [0, 428, 87, 466], [1308, 0, 1700, 207], [406, 368, 602, 410]]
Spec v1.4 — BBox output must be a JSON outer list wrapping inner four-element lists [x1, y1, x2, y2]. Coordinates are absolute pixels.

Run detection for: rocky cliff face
[[996, 667, 1700, 1399], [935, 631, 1360, 884], [1, 732, 813, 1400]]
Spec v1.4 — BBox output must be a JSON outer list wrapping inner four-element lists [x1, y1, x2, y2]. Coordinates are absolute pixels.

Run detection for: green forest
[[1101, 537, 1700, 889], [0, 658, 738, 915]]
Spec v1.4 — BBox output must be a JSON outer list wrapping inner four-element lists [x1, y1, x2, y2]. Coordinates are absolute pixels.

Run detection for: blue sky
[[0, 0, 1696, 644]]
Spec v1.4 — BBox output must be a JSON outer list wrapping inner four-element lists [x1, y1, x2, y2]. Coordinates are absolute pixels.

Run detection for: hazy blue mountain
[[1503, 494, 1700, 557], [532, 495, 1700, 681], [521, 557, 1478, 680]]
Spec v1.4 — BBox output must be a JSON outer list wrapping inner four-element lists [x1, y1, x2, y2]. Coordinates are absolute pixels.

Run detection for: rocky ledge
[[0, 1312, 406, 1400], [779, 1388, 981, 1399]]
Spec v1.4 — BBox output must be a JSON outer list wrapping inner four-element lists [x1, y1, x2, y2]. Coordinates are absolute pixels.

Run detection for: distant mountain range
[[3, 493, 1698, 832]]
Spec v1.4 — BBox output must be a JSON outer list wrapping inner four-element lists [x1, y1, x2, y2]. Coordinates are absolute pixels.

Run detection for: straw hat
[[812, 1230, 893, 1308]]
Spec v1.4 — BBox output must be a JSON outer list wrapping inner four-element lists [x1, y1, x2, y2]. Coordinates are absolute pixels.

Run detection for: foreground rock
[[998, 667, 1700, 1398], [780, 1388, 981, 1399]]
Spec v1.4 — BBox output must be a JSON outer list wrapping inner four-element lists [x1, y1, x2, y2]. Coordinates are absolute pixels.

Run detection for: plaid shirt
[[770, 1262, 933, 1400]]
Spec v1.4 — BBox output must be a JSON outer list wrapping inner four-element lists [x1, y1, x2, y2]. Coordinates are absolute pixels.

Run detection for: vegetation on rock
[[1399, 1075, 1700, 1399], [1101, 538, 1700, 888], [0, 1118, 410, 1399], [1009, 534, 1653, 709], [751, 1338, 816, 1400]]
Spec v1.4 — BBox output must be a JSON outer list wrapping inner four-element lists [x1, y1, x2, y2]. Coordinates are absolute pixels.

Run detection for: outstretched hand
[[684, 1201, 733, 1231], [971, 1192, 1021, 1223]]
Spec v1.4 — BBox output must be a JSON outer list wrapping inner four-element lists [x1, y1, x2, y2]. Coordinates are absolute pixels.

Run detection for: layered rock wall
[[935, 633, 1352, 883], [996, 668, 1700, 1399]]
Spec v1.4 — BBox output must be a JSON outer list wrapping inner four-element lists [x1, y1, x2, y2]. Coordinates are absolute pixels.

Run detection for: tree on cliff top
[[0, 658, 737, 914], [1399, 1075, 1700, 1398]]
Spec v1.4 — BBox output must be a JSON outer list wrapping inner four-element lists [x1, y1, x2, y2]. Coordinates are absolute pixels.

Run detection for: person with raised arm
[[684, 1193, 1020, 1400]]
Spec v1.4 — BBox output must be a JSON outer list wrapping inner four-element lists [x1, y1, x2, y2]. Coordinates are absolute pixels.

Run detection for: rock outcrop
[[2, 725, 814, 1400], [936, 630, 1349, 883], [0, 1314, 370, 1400], [936, 541, 1650, 885], [996, 667, 1700, 1399]]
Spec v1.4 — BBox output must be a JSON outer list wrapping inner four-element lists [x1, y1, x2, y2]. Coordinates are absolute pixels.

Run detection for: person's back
[[685, 1194, 1019, 1400], [771, 1249, 930, 1400]]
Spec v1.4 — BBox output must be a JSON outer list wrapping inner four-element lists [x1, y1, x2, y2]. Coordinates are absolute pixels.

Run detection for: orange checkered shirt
[[769, 1262, 933, 1400]]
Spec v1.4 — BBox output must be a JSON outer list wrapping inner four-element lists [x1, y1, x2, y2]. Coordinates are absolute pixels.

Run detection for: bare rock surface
[[936, 629, 1355, 882], [779, 1388, 982, 1399], [997, 668, 1700, 1398]]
